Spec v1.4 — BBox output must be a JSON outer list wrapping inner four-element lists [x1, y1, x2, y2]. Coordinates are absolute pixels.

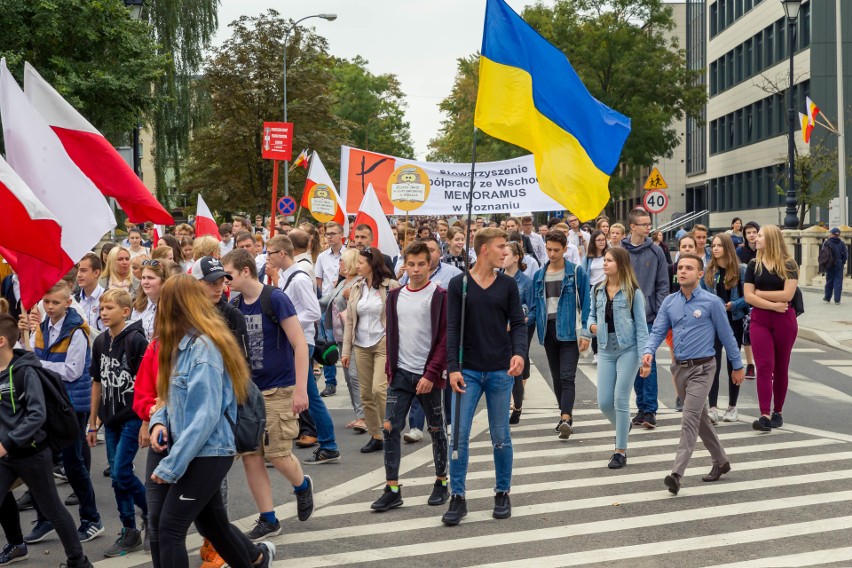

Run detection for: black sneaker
[[295, 476, 314, 521], [557, 419, 573, 440], [62, 557, 94, 568], [255, 541, 276, 568], [360, 437, 384, 453], [77, 520, 104, 543], [608, 453, 627, 469], [665, 473, 681, 495], [745, 363, 756, 380], [320, 384, 336, 397], [370, 486, 403, 512], [642, 412, 657, 429], [302, 447, 341, 465], [103, 465, 111, 478], [631, 411, 645, 426], [15, 490, 33, 511], [509, 409, 521, 425], [493, 492, 511, 519], [752, 415, 772, 432], [53, 465, 68, 482], [103, 528, 142, 557], [244, 518, 281, 542], [428, 480, 449, 506], [24, 521, 54, 544], [65, 492, 79, 506], [0, 542, 27, 564], [770, 412, 783, 428], [441, 495, 467, 526]]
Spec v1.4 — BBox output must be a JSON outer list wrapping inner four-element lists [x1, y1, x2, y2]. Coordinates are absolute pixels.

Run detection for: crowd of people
[[0, 205, 834, 565]]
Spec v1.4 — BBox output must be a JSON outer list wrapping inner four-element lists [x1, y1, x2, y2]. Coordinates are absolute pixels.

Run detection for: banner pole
[[453, 126, 478, 460], [270, 159, 280, 238]]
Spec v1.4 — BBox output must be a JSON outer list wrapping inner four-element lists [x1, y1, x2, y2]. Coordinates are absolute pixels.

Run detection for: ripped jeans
[[383, 368, 448, 482]]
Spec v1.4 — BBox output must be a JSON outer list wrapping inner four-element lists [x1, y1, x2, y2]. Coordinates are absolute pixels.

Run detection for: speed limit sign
[[643, 190, 668, 214]]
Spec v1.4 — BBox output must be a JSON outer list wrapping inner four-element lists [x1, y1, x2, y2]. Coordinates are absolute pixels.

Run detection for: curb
[[797, 325, 852, 354], [801, 285, 852, 298]]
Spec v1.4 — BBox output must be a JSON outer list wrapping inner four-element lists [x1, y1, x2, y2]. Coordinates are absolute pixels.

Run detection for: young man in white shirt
[[219, 222, 235, 256], [521, 216, 546, 264], [74, 253, 105, 339], [566, 214, 591, 259]]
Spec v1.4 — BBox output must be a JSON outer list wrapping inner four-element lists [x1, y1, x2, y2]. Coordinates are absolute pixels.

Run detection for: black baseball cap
[[191, 256, 231, 282]]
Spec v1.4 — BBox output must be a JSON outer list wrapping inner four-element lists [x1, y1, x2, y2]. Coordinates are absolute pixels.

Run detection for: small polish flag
[[151, 225, 165, 249], [0, 58, 116, 309], [301, 152, 349, 235], [352, 183, 400, 259], [195, 194, 221, 241], [24, 62, 174, 225], [290, 148, 310, 171]]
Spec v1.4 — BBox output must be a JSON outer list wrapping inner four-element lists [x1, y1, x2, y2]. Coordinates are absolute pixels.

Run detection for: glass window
[[736, 109, 744, 146], [710, 2, 718, 37], [736, 0, 743, 18], [755, 33, 764, 72], [756, 100, 764, 139], [776, 93, 785, 134], [736, 46, 744, 83], [711, 120, 718, 154], [718, 0, 726, 32], [776, 20, 786, 61], [746, 105, 754, 142], [729, 112, 735, 148], [727, 0, 734, 25], [756, 169, 765, 207], [765, 25, 774, 68], [710, 61, 718, 95], [746, 170, 754, 208], [801, 3, 811, 48], [726, 52, 735, 89], [745, 39, 753, 77]]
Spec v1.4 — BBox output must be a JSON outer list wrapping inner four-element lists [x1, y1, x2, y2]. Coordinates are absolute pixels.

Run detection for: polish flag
[[352, 183, 400, 259], [23, 62, 174, 225], [301, 152, 349, 235], [0, 58, 116, 309], [151, 225, 164, 249], [195, 194, 221, 240]]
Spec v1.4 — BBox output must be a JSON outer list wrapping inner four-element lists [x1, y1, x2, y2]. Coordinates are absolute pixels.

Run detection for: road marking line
[[787, 370, 852, 404], [507, 412, 682, 433], [704, 546, 852, 568]]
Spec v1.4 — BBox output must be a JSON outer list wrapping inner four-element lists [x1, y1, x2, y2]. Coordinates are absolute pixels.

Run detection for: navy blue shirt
[[643, 286, 743, 369], [238, 288, 298, 390]]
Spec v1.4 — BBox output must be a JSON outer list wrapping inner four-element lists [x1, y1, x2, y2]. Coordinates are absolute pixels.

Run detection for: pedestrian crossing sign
[[643, 167, 668, 190]]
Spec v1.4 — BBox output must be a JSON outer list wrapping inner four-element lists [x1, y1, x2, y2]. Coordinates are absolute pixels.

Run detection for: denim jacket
[[699, 263, 748, 321], [528, 261, 591, 344], [150, 333, 237, 483], [587, 284, 649, 354]]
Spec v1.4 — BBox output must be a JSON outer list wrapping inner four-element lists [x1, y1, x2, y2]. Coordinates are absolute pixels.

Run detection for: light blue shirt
[[643, 286, 743, 369]]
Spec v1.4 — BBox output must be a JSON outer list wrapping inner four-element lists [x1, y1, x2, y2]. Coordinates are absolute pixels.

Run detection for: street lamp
[[124, 0, 145, 180], [782, 0, 802, 229], [282, 13, 337, 199]]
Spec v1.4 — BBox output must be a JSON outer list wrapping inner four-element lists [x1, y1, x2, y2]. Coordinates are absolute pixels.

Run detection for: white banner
[[339, 146, 564, 216]]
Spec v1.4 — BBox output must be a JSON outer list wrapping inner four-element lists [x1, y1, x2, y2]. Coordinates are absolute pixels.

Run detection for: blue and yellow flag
[[474, 0, 631, 221]]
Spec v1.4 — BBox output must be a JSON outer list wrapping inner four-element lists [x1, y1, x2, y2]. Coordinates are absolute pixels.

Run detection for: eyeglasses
[[633, 223, 653, 228], [267, 249, 281, 255], [326, 232, 341, 237], [141, 260, 161, 267]]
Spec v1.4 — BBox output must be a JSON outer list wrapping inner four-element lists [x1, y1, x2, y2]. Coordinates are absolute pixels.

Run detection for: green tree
[[181, 10, 350, 214], [0, 0, 166, 142], [331, 56, 414, 158], [429, 0, 706, 200]]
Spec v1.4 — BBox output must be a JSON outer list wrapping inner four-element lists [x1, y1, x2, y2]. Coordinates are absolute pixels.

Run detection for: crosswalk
[[265, 361, 852, 568]]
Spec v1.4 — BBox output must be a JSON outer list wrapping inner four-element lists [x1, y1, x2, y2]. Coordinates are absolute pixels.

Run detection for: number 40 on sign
[[643, 189, 668, 214]]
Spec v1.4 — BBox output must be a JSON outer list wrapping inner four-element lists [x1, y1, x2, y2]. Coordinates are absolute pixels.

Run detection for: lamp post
[[782, 0, 802, 229], [282, 13, 337, 199], [124, 0, 145, 179]]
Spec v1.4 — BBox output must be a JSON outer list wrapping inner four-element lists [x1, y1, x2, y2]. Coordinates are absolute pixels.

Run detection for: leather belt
[[675, 356, 714, 368]]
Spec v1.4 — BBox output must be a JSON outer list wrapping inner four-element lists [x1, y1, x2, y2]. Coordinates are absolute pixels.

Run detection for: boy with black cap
[[192, 256, 249, 359]]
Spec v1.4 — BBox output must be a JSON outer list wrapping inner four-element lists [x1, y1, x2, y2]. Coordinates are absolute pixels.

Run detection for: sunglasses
[[141, 260, 161, 267], [361, 247, 374, 257]]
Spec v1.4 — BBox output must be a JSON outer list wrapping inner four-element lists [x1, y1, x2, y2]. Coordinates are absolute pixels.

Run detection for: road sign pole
[[270, 159, 280, 238]]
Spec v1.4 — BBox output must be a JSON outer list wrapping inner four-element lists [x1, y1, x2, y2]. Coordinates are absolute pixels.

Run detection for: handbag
[[791, 287, 805, 317], [313, 337, 340, 366]]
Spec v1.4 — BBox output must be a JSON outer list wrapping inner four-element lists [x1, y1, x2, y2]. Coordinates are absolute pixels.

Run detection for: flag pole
[[453, 126, 478, 460]]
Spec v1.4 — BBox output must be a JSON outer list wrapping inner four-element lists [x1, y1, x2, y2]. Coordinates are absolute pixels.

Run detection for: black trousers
[[146, 450, 260, 568], [0, 449, 85, 565], [383, 368, 448, 482], [543, 319, 580, 417], [710, 317, 744, 408]]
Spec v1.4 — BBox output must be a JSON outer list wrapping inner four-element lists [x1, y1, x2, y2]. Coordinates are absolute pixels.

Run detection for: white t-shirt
[[397, 282, 436, 375], [315, 247, 343, 296], [354, 282, 386, 348]]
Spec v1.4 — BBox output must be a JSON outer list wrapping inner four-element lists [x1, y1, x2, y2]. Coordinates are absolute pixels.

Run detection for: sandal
[[345, 420, 357, 429], [352, 420, 368, 433]]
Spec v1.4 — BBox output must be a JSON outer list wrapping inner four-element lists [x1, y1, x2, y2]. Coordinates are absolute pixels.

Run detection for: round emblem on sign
[[387, 165, 430, 212], [308, 184, 337, 223]]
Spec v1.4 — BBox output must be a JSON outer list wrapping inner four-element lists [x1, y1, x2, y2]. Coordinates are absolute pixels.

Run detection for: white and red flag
[[352, 183, 400, 259], [23, 62, 174, 225], [301, 152, 348, 234], [0, 58, 116, 309], [195, 194, 221, 240]]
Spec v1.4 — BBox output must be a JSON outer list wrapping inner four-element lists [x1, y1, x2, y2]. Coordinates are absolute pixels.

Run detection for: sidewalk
[[797, 286, 852, 353]]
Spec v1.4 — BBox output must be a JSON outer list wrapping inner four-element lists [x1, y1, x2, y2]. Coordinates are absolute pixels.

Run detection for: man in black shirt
[[442, 228, 526, 526]]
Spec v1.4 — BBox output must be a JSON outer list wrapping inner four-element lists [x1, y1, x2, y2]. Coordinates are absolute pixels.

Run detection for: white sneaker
[[403, 427, 423, 443], [708, 407, 719, 425], [593, 354, 598, 365], [722, 406, 739, 422]]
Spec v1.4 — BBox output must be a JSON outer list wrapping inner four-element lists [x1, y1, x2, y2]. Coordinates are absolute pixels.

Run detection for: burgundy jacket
[[384, 284, 448, 388]]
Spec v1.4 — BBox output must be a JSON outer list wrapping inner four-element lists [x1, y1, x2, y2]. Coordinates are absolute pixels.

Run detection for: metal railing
[[655, 210, 710, 234]]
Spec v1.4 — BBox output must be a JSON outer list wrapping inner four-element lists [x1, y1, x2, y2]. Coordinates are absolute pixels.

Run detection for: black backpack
[[819, 242, 835, 270], [224, 380, 266, 454], [31, 366, 79, 451]]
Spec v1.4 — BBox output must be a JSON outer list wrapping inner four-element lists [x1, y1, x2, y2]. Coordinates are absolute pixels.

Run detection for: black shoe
[[16, 490, 33, 511], [745, 364, 756, 380], [244, 518, 281, 542], [441, 495, 467, 526], [65, 492, 79, 506], [509, 409, 521, 425], [702, 461, 731, 482], [24, 520, 54, 544], [428, 480, 449, 506], [642, 412, 657, 429], [608, 453, 627, 469], [320, 384, 336, 397], [557, 419, 573, 440], [302, 447, 341, 465], [370, 486, 403, 512], [664, 473, 681, 495], [103, 465, 111, 477], [53, 465, 68, 482], [752, 415, 772, 432], [631, 411, 645, 426], [493, 492, 511, 519], [360, 437, 384, 453], [295, 475, 314, 521], [770, 411, 783, 429]]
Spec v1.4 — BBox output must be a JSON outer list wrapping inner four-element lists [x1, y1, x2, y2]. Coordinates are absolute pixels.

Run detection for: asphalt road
[[14, 336, 852, 567]]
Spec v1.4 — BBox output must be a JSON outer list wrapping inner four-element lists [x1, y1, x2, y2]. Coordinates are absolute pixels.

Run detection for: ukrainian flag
[[474, 0, 631, 221]]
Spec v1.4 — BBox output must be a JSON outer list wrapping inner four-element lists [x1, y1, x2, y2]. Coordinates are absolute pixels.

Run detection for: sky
[[212, 0, 547, 160]]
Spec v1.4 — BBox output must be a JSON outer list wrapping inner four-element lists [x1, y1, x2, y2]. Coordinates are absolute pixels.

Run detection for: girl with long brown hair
[[587, 247, 647, 469], [147, 275, 274, 568], [702, 233, 748, 423], [131, 260, 168, 342]]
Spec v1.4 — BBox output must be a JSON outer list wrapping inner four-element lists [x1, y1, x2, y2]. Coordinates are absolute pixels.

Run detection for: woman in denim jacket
[[148, 275, 274, 568], [587, 248, 647, 470], [701, 233, 748, 424]]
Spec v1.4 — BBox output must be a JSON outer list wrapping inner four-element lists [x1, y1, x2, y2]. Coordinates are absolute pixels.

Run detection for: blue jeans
[[825, 265, 844, 303], [306, 345, 338, 452], [633, 322, 659, 414], [105, 418, 148, 528], [597, 334, 640, 450], [449, 370, 514, 496]]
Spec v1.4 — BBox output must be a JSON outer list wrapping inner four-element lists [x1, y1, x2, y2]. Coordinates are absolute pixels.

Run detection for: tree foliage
[[181, 10, 351, 214], [428, 0, 707, 199], [0, 0, 166, 142]]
